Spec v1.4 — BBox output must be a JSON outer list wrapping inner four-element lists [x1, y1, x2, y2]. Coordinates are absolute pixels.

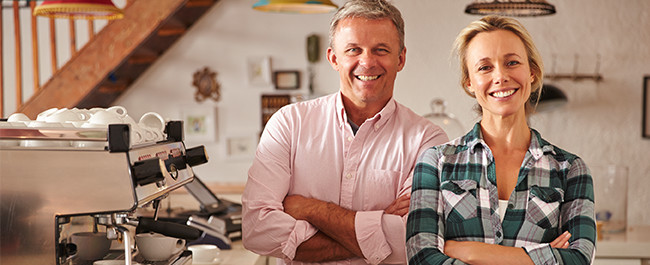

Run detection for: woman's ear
[[466, 81, 473, 93]]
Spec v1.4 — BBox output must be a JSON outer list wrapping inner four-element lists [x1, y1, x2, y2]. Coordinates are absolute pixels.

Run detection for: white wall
[[115, 0, 650, 225]]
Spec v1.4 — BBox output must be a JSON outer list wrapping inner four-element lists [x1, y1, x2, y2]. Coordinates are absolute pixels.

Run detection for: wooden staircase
[[16, 0, 219, 118]]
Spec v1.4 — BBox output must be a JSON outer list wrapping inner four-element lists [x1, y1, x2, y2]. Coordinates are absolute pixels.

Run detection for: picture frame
[[225, 135, 258, 160], [181, 106, 218, 143], [274, 71, 300, 90], [641, 75, 650, 139], [247, 56, 272, 86]]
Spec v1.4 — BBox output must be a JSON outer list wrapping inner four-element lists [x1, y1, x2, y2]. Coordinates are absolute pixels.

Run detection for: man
[[242, 0, 448, 264]]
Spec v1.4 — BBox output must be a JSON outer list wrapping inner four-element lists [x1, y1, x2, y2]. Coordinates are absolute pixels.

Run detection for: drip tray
[[75, 250, 192, 265]]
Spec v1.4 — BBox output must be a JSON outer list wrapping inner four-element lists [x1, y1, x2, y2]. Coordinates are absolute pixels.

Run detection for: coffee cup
[[139, 112, 165, 142], [88, 110, 124, 125], [70, 232, 111, 261], [106, 106, 128, 118], [43, 108, 88, 123], [7, 112, 30, 123], [188, 244, 220, 264], [36, 107, 59, 121], [139, 112, 165, 131], [135, 233, 185, 261]]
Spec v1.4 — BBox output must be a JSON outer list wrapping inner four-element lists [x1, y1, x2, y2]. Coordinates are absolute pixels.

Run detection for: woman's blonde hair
[[453, 15, 544, 115]]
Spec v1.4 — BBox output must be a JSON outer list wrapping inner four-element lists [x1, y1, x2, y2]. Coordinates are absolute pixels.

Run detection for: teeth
[[492, 89, 516, 98], [357, 75, 379, 81]]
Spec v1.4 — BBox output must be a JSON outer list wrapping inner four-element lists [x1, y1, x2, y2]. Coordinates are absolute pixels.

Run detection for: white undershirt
[[498, 199, 509, 221]]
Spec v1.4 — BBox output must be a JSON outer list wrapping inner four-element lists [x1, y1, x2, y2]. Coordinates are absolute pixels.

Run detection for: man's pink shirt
[[242, 93, 448, 264]]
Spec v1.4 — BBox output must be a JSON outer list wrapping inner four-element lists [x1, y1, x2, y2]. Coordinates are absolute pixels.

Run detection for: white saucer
[[93, 260, 142, 265], [192, 258, 222, 265]]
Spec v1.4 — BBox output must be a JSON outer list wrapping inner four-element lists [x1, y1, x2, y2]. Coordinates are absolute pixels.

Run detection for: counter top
[[595, 226, 650, 259], [164, 190, 264, 265]]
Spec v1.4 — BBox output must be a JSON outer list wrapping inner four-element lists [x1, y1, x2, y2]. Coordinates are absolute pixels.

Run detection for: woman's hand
[[550, 231, 571, 249]]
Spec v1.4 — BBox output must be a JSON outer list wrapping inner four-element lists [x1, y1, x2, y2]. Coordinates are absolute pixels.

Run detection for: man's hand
[[283, 194, 312, 220], [282, 194, 363, 258], [384, 194, 411, 216]]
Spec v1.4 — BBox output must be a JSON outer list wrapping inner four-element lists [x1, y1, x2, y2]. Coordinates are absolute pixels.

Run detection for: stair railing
[[0, 0, 124, 118]]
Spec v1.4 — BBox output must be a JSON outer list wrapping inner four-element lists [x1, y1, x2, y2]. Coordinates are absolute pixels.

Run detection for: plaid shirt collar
[[464, 122, 556, 160]]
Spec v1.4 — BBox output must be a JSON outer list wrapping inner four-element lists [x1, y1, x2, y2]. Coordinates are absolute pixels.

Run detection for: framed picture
[[181, 106, 218, 143], [226, 135, 257, 160], [247, 56, 272, 86], [641, 76, 650, 138], [274, 71, 300, 90]]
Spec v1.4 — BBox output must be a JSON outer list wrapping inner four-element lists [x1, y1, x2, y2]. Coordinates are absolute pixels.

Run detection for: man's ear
[[397, 47, 406, 72], [327, 47, 338, 71]]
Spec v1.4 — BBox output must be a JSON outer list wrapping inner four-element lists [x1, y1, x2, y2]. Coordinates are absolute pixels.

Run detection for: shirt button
[[374, 124, 379, 129], [496, 231, 502, 238], [346, 173, 353, 179], [347, 136, 353, 142]]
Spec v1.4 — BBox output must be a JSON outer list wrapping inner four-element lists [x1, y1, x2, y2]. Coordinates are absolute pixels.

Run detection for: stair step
[[98, 81, 129, 94], [158, 26, 186, 37], [158, 18, 187, 37], [186, 0, 215, 7], [128, 52, 158, 64]]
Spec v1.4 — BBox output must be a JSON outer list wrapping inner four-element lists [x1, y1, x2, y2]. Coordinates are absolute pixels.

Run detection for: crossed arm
[[283, 194, 411, 262], [442, 232, 571, 265]]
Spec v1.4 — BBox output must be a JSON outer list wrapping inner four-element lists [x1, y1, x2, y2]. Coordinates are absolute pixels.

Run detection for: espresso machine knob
[[131, 158, 165, 186], [185, 146, 209, 167]]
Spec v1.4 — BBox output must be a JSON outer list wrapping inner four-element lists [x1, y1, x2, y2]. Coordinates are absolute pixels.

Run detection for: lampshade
[[465, 0, 556, 17], [253, 0, 338, 14], [33, 0, 124, 20], [531, 84, 567, 112]]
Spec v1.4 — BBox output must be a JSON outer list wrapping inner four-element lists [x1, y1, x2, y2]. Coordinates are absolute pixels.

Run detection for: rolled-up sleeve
[[524, 157, 596, 265], [242, 109, 319, 259], [355, 211, 405, 264]]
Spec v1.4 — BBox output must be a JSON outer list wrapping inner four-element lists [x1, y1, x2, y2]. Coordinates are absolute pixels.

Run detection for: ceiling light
[[33, 0, 124, 20], [253, 0, 338, 14], [465, 0, 556, 17]]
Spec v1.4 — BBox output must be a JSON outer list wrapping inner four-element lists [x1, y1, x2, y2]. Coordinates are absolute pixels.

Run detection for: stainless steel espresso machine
[[1, 121, 210, 265]]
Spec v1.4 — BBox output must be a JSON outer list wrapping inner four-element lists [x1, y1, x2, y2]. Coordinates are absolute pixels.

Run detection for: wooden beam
[[88, 19, 95, 41], [31, 1, 41, 92], [18, 0, 190, 118], [69, 18, 77, 55], [13, 1, 22, 109], [0, 5, 3, 117], [49, 18, 57, 72]]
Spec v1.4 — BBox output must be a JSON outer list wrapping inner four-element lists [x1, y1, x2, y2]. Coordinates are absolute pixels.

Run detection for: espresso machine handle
[[131, 158, 165, 186], [137, 217, 202, 240], [185, 145, 209, 167]]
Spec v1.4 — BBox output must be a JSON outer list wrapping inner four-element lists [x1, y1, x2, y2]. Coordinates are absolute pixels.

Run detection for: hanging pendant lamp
[[253, 0, 338, 14], [531, 84, 567, 113], [465, 0, 556, 17], [33, 0, 124, 20]]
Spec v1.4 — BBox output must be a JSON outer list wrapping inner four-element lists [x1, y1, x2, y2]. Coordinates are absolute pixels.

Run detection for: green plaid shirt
[[406, 123, 596, 265]]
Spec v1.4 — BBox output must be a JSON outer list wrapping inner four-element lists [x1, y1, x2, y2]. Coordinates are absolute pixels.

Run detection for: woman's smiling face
[[465, 29, 534, 119]]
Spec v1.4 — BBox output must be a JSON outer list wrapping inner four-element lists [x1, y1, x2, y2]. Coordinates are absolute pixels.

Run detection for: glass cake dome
[[423, 98, 466, 140]]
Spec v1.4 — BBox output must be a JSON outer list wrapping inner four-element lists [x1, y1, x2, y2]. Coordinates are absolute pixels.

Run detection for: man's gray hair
[[329, 0, 405, 51]]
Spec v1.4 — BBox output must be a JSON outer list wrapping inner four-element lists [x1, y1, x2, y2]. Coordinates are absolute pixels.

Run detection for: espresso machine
[[0, 119, 213, 265]]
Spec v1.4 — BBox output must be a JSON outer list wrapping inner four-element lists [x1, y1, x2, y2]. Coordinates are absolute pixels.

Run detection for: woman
[[406, 16, 596, 265]]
